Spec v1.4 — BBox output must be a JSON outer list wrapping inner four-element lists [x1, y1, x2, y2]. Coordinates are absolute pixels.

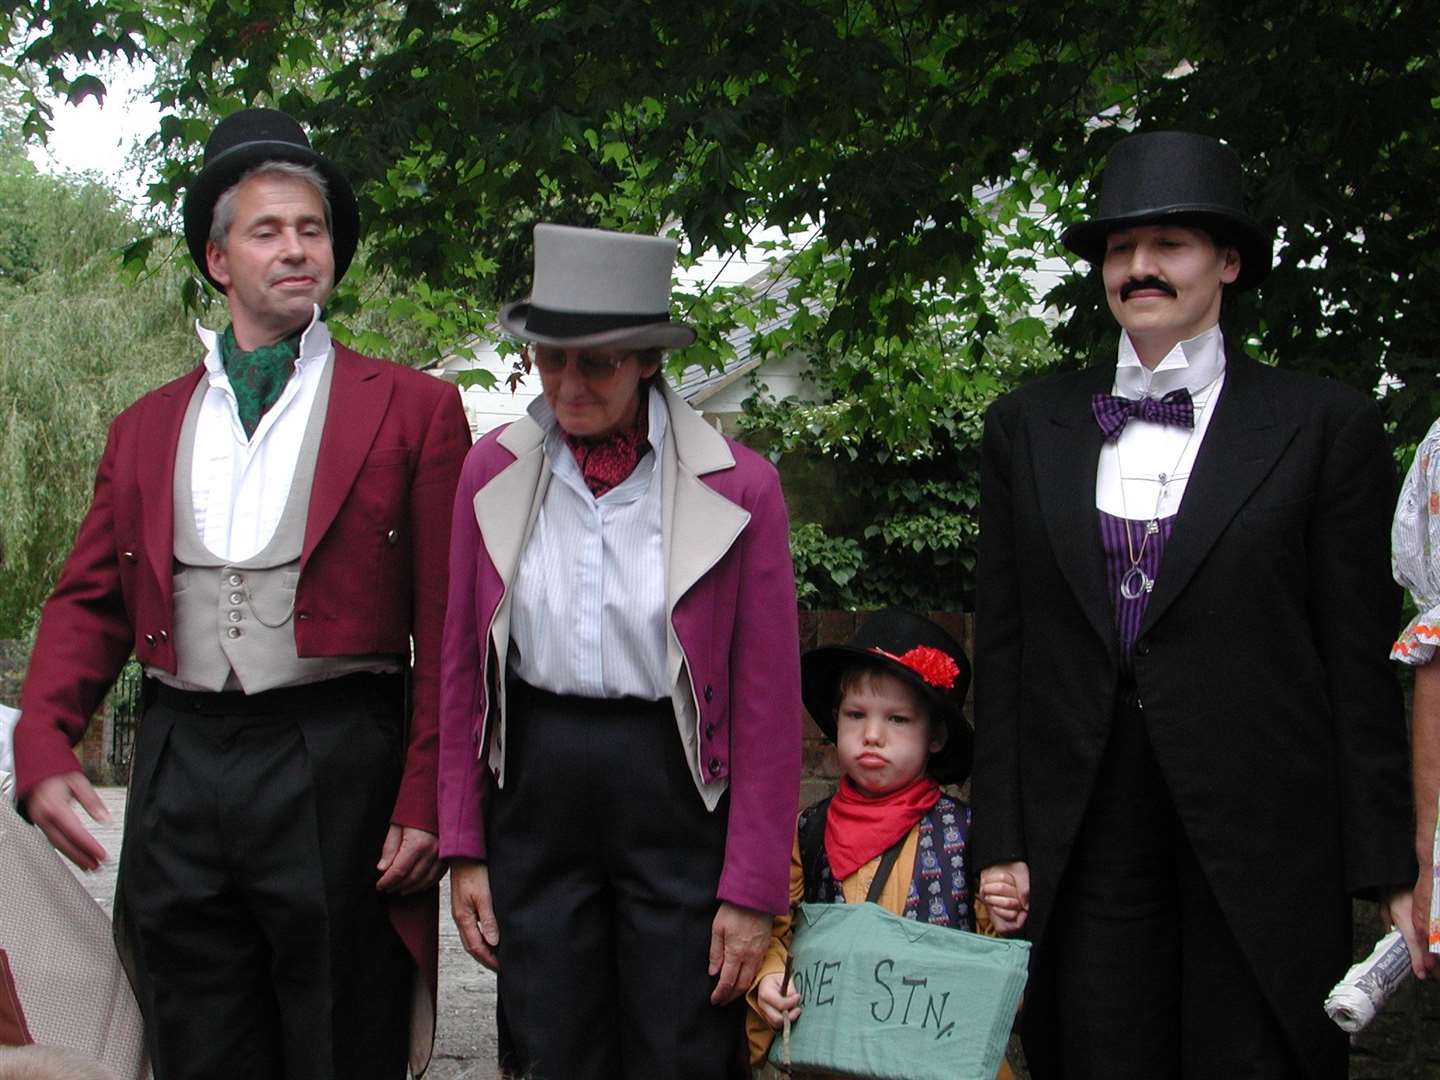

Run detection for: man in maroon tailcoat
[[13, 108, 468, 1080]]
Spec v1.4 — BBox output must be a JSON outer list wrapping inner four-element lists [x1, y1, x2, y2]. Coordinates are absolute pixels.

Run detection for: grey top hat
[[498, 224, 698, 350], [183, 107, 360, 292], [1061, 131, 1272, 291]]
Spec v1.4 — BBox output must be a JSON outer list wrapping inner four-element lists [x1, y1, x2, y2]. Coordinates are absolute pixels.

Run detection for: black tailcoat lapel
[[1139, 348, 1299, 635], [1029, 364, 1119, 663]]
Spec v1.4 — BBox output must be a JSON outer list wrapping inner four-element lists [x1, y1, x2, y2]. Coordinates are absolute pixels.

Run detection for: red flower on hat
[[870, 645, 960, 690]]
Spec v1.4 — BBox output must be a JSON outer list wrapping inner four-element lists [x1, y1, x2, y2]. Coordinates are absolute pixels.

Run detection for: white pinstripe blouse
[[507, 389, 672, 700]]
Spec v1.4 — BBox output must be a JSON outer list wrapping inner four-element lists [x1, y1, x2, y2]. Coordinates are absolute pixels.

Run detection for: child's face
[[835, 671, 944, 796]]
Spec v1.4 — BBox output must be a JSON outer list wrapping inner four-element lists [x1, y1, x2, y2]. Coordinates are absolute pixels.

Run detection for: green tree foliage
[[0, 106, 196, 635], [3, 0, 1437, 610]]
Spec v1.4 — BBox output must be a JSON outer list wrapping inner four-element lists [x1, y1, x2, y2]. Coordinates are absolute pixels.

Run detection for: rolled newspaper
[[1323, 930, 1411, 1033]]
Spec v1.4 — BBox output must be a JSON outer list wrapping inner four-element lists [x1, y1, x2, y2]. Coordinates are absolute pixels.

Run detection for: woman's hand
[[754, 971, 802, 1029], [450, 859, 501, 970], [708, 901, 772, 1004]]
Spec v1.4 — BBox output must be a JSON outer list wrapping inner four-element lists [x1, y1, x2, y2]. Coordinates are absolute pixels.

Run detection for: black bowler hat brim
[[183, 110, 360, 292], [1061, 206, 1271, 292], [801, 609, 974, 786]]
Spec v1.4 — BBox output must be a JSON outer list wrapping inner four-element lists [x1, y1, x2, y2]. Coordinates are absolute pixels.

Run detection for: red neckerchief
[[562, 400, 651, 498], [824, 774, 942, 882]]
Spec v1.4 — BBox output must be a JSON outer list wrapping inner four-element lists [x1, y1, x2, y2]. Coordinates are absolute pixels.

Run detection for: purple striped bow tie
[[1091, 387, 1195, 440]]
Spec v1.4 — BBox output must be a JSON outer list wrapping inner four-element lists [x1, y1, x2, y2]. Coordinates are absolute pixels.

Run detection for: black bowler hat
[[182, 108, 360, 291], [801, 609, 973, 785], [1061, 131, 1272, 291]]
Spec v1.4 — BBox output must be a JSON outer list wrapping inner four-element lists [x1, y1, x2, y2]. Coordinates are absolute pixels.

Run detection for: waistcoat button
[[227, 627, 242, 639], [386, 529, 398, 545]]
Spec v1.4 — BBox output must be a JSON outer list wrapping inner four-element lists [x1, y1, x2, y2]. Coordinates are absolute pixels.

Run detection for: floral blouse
[[1392, 417, 1440, 664]]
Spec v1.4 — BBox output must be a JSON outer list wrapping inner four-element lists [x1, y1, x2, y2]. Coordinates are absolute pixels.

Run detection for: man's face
[[205, 172, 334, 347], [1101, 223, 1240, 352]]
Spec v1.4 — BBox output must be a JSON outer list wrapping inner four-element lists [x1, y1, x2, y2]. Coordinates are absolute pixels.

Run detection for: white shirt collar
[[1114, 323, 1225, 400], [195, 304, 331, 383]]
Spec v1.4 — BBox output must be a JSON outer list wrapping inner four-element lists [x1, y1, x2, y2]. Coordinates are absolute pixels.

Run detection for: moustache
[[1120, 277, 1177, 301]]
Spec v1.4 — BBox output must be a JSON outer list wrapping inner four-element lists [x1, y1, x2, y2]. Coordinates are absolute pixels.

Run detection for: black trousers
[[1022, 698, 1304, 1080], [487, 681, 748, 1080], [117, 674, 412, 1080]]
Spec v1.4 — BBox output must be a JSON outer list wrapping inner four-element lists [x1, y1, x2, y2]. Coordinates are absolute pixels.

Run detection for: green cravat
[[220, 326, 303, 438]]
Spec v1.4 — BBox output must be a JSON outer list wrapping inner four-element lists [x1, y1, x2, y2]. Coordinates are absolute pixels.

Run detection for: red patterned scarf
[[562, 398, 651, 498], [824, 774, 942, 882]]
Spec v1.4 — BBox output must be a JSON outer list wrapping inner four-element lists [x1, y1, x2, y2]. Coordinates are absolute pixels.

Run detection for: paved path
[[69, 788, 501, 1079]]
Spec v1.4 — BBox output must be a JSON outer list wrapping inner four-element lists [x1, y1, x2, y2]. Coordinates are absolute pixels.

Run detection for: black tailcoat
[[972, 344, 1415, 1077]]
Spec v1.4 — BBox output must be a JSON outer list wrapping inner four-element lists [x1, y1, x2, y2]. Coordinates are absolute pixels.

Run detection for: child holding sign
[[747, 609, 1020, 1078]]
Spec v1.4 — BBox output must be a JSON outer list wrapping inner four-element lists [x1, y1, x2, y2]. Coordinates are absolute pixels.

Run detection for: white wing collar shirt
[[1095, 323, 1227, 519], [190, 305, 331, 562], [508, 386, 671, 701]]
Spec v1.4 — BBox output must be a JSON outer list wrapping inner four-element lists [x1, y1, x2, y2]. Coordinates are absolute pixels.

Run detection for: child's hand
[[979, 860, 1030, 934], [755, 971, 802, 1029]]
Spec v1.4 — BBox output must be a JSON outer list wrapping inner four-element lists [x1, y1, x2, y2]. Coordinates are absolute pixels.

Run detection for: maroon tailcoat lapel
[[139, 365, 206, 609], [303, 344, 394, 565]]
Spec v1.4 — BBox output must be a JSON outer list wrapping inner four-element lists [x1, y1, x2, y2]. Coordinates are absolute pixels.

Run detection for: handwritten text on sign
[[792, 957, 956, 1040]]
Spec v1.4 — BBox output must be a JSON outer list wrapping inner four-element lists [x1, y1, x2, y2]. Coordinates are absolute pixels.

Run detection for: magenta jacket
[[437, 382, 802, 915]]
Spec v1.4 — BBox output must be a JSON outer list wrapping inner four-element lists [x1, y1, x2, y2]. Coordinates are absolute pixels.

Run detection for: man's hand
[[708, 901, 772, 1004], [979, 860, 1031, 935], [450, 859, 500, 970], [1381, 885, 1434, 979], [375, 825, 440, 894], [26, 772, 110, 871]]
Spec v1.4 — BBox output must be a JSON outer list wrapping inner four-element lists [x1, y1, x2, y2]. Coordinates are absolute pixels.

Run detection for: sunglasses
[[529, 348, 628, 381]]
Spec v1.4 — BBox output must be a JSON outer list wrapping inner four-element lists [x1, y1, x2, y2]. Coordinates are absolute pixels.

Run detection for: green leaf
[[455, 368, 498, 390]]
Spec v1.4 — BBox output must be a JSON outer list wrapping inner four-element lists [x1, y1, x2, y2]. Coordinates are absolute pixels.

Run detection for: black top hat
[[182, 108, 360, 292], [1061, 131, 1272, 291], [801, 609, 973, 785]]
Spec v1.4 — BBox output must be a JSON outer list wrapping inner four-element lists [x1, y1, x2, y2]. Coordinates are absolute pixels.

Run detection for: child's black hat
[[801, 608, 973, 784]]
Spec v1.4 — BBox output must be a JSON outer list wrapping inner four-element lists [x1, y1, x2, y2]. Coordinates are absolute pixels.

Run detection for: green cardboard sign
[[770, 902, 1029, 1080]]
